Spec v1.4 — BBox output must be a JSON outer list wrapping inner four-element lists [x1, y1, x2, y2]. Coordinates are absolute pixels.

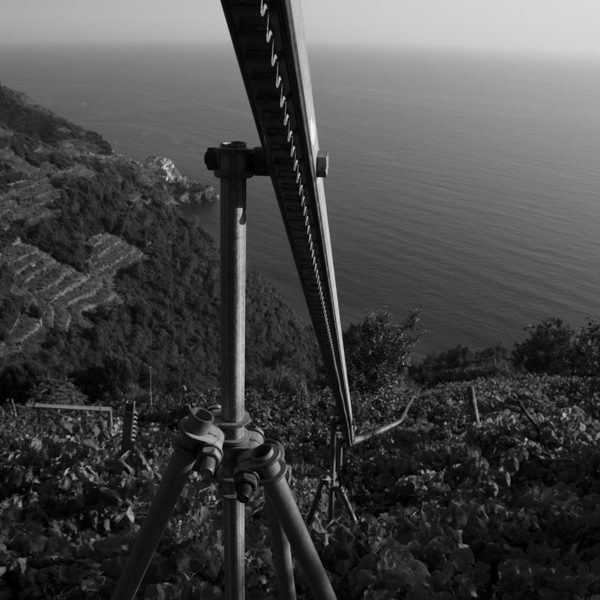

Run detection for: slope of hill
[[0, 83, 318, 402]]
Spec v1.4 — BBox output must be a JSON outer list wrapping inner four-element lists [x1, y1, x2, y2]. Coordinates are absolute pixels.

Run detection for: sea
[[1, 43, 599, 360]]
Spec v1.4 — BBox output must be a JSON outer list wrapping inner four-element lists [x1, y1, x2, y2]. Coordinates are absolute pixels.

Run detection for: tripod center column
[[215, 141, 252, 600], [218, 141, 250, 437]]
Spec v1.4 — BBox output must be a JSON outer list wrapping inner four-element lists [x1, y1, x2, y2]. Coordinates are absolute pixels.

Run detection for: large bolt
[[198, 445, 223, 479], [234, 470, 259, 503]]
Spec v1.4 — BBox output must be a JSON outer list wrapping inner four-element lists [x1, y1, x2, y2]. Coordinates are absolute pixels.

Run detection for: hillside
[[0, 83, 319, 402]]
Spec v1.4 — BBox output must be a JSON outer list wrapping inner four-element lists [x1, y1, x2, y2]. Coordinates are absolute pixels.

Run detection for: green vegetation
[[2, 366, 600, 599], [2, 81, 600, 599], [0, 83, 318, 405], [411, 317, 600, 387], [343, 309, 421, 394]]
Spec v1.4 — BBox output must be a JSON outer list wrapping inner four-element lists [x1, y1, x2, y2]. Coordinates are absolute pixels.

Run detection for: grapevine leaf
[[450, 547, 475, 574], [208, 556, 221, 580], [473, 561, 491, 585], [349, 567, 376, 594]]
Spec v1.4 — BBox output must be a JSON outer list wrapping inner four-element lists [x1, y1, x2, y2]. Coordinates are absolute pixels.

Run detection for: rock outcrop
[[142, 155, 219, 204]]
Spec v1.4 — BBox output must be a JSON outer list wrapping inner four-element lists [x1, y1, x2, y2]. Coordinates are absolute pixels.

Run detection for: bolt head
[[316, 150, 328, 178], [204, 148, 218, 171], [234, 470, 259, 503]]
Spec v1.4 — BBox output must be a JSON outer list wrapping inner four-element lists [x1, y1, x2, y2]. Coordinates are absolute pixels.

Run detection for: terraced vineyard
[[0, 236, 145, 352]]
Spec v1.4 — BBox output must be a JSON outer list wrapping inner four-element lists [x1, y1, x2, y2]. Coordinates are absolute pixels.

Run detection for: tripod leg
[[221, 464, 245, 600], [265, 495, 296, 600], [263, 479, 337, 600], [111, 444, 196, 600], [337, 487, 358, 523], [223, 497, 245, 600], [327, 485, 336, 523], [306, 478, 327, 526]]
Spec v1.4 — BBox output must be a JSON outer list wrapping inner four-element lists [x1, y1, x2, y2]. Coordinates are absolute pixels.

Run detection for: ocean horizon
[[1, 42, 598, 360]]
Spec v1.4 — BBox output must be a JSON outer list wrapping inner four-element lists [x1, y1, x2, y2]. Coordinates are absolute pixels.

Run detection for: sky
[[2, 0, 600, 57]]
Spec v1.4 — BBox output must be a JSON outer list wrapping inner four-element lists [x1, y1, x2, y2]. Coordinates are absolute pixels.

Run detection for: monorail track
[[220, 0, 354, 444]]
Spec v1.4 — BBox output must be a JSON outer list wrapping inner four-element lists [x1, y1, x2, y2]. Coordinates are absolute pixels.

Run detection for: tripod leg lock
[[234, 440, 288, 504], [198, 445, 223, 479], [175, 407, 226, 478], [234, 469, 259, 503]]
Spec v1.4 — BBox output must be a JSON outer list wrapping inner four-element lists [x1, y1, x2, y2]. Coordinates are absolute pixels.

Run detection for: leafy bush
[[572, 320, 600, 376], [28, 378, 89, 406], [343, 309, 421, 393], [411, 343, 512, 386], [512, 317, 575, 375]]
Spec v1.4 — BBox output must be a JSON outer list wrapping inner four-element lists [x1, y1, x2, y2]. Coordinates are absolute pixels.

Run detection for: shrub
[[512, 317, 575, 375], [572, 320, 600, 376], [343, 309, 421, 393]]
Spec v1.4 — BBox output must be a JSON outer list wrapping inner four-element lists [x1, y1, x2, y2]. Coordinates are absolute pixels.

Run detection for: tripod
[[111, 142, 337, 600], [307, 419, 357, 526]]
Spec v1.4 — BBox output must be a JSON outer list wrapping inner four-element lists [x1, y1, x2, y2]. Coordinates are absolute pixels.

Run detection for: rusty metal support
[[353, 395, 417, 445], [307, 420, 357, 526]]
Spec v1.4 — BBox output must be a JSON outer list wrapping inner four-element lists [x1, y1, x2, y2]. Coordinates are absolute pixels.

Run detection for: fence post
[[467, 386, 481, 427], [121, 402, 138, 453]]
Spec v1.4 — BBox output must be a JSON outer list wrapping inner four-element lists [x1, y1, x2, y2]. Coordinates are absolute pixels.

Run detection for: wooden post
[[149, 366, 153, 412], [467, 386, 481, 427]]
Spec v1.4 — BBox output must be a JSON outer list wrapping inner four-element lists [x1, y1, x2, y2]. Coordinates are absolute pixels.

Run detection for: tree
[[343, 308, 421, 393], [512, 317, 575, 375], [28, 377, 88, 405], [572, 319, 600, 376]]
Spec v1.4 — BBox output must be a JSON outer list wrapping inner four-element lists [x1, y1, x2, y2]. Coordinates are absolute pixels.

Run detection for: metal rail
[[219, 0, 354, 444], [27, 402, 113, 429]]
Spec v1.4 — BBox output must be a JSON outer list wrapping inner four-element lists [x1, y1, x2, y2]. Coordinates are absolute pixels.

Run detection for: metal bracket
[[204, 144, 269, 178]]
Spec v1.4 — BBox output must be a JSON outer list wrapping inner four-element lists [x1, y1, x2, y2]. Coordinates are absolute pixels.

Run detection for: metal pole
[[111, 442, 196, 600], [306, 478, 327, 526], [261, 465, 337, 599], [327, 422, 338, 522], [353, 395, 417, 445], [219, 141, 250, 600], [219, 140, 248, 430], [265, 495, 296, 600]]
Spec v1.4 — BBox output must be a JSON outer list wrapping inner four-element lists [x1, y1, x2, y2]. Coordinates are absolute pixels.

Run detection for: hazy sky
[[2, 0, 600, 57]]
